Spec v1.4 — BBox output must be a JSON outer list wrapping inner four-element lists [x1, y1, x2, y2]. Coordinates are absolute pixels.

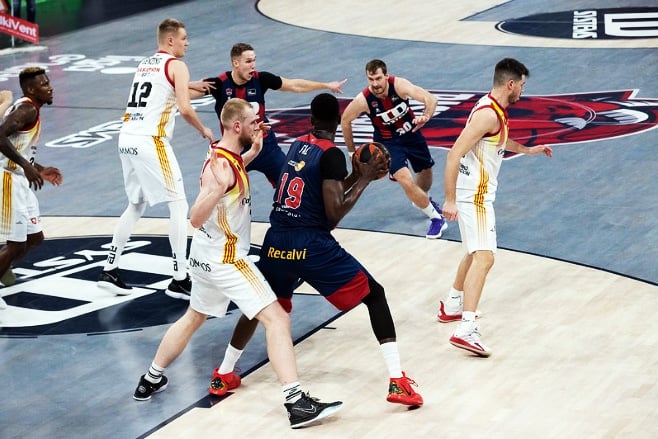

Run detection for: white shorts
[[118, 133, 186, 206], [188, 246, 277, 319], [1, 171, 42, 242], [457, 200, 497, 254]]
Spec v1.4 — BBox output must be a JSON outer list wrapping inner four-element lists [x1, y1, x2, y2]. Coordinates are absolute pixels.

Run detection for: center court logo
[[0, 236, 256, 336], [269, 90, 658, 158]]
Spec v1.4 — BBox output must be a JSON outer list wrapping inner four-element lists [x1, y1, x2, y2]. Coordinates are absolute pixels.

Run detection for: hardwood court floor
[[87, 219, 656, 439]]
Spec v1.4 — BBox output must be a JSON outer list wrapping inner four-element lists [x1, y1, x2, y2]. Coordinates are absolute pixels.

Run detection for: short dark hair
[[365, 59, 387, 75], [19, 66, 46, 90], [311, 93, 340, 123], [231, 42, 254, 60], [493, 58, 529, 86]]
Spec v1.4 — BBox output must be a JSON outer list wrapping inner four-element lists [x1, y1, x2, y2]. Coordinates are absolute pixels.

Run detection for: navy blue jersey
[[205, 70, 282, 128], [363, 75, 420, 141], [270, 132, 347, 230]]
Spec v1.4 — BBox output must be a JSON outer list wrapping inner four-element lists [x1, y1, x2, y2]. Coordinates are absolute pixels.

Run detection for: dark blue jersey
[[269, 132, 347, 230], [363, 75, 421, 141], [206, 70, 282, 129]]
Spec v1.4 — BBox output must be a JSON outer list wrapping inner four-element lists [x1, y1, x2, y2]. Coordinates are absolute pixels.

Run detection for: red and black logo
[[268, 89, 658, 158]]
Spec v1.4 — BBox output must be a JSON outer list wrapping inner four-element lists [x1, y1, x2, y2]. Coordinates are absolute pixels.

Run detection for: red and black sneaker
[[386, 372, 423, 406]]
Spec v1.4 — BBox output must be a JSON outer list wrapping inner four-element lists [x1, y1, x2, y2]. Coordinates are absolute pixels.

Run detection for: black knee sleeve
[[361, 279, 396, 341]]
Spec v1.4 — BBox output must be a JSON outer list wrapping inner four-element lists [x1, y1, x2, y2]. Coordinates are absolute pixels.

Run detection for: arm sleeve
[[259, 71, 283, 91], [320, 147, 348, 181]]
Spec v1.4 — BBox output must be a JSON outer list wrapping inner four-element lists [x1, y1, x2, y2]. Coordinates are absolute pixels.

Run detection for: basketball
[[353, 142, 391, 179]]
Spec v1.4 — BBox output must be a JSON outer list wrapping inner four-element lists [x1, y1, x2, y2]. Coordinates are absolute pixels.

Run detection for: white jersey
[[188, 146, 276, 320], [456, 93, 509, 204], [1, 97, 40, 176], [120, 52, 178, 138], [191, 147, 252, 265]]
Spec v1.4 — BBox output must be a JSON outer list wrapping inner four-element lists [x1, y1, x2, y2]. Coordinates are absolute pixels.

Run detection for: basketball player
[[439, 58, 552, 356], [195, 42, 346, 187], [341, 59, 447, 239], [0, 67, 62, 308], [133, 99, 342, 429], [210, 93, 424, 409], [97, 18, 215, 300]]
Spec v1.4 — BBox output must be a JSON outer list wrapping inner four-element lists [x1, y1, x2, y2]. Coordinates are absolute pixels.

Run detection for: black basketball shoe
[[165, 274, 191, 300], [98, 268, 133, 295], [285, 392, 342, 428], [133, 375, 168, 401]]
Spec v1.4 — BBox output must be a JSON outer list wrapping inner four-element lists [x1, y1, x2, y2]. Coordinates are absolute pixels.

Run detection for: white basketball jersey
[[193, 147, 252, 264], [1, 97, 40, 176], [456, 94, 509, 204], [120, 52, 178, 138]]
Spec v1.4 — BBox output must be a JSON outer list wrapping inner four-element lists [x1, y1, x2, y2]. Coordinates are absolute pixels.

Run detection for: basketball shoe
[[1, 268, 16, 286], [449, 326, 491, 357], [133, 374, 169, 401], [426, 198, 448, 239], [165, 274, 191, 300], [285, 392, 343, 429], [98, 268, 133, 295], [208, 369, 242, 396], [437, 301, 483, 323], [386, 372, 423, 406]]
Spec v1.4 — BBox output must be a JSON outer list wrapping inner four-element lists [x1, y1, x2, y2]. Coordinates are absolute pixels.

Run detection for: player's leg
[[447, 201, 496, 357], [133, 307, 207, 401], [254, 300, 342, 428], [164, 198, 192, 300]]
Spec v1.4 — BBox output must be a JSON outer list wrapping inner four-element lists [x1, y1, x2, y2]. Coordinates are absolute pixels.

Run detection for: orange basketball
[[354, 142, 391, 179]]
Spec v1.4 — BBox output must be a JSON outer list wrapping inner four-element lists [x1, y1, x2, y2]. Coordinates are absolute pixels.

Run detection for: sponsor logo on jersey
[[496, 7, 658, 40]]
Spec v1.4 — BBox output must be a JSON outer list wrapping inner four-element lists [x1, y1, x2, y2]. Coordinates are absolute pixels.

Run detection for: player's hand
[[189, 80, 215, 94], [200, 126, 215, 142], [534, 144, 553, 157], [412, 114, 431, 132], [352, 151, 388, 181], [442, 200, 458, 221], [328, 79, 348, 94], [23, 163, 44, 190], [41, 166, 63, 186]]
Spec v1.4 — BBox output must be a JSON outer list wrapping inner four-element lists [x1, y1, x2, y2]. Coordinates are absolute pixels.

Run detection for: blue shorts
[[258, 227, 371, 312], [245, 129, 286, 187], [380, 133, 435, 175]]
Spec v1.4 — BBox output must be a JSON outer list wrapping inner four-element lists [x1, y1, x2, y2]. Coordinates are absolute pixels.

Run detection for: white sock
[[145, 362, 165, 384], [218, 344, 243, 374], [283, 382, 302, 403], [104, 202, 146, 271], [419, 199, 441, 219], [456, 312, 477, 335], [445, 287, 463, 312], [380, 341, 403, 378], [167, 199, 189, 281]]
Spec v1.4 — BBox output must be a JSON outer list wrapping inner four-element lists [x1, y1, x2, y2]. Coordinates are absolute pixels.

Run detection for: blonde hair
[[157, 18, 185, 43], [220, 99, 252, 127]]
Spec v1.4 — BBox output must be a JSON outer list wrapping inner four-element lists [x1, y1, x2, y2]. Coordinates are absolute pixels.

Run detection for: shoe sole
[[290, 403, 343, 429], [425, 222, 448, 239], [386, 396, 424, 406], [97, 281, 133, 296], [165, 289, 191, 300], [449, 338, 492, 357]]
